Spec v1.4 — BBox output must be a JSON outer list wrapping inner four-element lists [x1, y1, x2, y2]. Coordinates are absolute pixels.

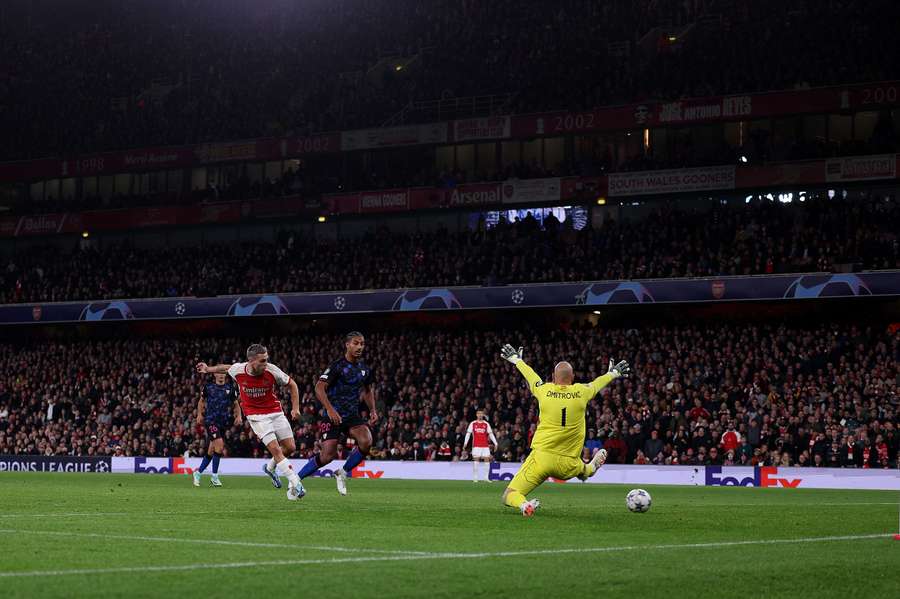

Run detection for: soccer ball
[[626, 489, 652, 513]]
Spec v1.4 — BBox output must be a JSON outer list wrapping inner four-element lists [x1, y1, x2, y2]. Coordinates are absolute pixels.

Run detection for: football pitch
[[0, 474, 897, 598]]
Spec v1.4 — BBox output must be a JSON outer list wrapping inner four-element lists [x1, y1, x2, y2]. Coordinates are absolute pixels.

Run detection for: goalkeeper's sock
[[504, 489, 527, 510], [197, 455, 212, 473]]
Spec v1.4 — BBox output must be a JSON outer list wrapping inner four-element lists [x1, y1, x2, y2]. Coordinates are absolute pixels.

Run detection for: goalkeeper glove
[[607, 359, 631, 379], [500, 344, 524, 364]]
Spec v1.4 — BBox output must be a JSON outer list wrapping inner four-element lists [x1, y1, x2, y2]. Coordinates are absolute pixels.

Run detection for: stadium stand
[[1, 322, 896, 467], [2, 195, 897, 304], [2, 0, 899, 161]]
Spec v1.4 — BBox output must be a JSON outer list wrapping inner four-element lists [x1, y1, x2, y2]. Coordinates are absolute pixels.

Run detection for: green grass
[[0, 473, 898, 598]]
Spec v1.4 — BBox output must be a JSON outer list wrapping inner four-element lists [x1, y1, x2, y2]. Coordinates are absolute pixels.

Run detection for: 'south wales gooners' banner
[[608, 166, 736, 197]]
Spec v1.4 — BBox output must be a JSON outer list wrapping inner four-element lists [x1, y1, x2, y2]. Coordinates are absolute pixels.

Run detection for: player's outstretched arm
[[501, 344, 542, 389], [589, 359, 631, 394], [196, 362, 231, 375]]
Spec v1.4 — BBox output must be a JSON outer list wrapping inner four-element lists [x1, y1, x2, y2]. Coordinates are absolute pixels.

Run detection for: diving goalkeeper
[[499, 344, 630, 517]]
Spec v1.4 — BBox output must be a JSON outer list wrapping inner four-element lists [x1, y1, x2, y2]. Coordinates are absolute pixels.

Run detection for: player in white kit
[[464, 410, 498, 482]]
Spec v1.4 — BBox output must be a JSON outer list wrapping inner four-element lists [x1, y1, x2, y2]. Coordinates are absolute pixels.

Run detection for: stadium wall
[[2, 456, 899, 490]]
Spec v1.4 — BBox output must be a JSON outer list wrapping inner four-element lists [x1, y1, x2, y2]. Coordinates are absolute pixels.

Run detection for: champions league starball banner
[[2, 271, 899, 325]]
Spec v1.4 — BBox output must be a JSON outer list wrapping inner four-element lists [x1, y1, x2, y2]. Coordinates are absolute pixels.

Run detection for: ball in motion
[[626, 488, 652, 513]]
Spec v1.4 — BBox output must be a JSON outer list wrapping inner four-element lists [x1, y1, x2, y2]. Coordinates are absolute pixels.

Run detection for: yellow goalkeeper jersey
[[515, 360, 614, 458]]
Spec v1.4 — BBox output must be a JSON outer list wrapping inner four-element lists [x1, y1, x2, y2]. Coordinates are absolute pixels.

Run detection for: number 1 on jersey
[[561, 407, 567, 427]]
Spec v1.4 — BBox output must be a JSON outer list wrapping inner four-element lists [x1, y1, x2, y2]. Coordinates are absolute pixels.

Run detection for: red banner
[[452, 117, 510, 142], [513, 80, 900, 136], [825, 154, 897, 182], [0, 134, 341, 183], [608, 166, 735, 197], [359, 189, 410, 213], [444, 182, 503, 206], [3, 154, 899, 237], [3, 82, 898, 183]]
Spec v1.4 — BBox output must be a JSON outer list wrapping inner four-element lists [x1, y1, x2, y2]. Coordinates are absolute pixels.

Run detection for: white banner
[[501, 177, 561, 204], [825, 154, 896, 182], [608, 165, 736, 197], [453, 116, 511, 142], [103, 457, 900, 490], [341, 123, 448, 151]]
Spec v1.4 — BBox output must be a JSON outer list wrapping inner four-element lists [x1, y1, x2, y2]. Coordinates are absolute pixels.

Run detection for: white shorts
[[247, 412, 293, 446], [471, 447, 491, 459]]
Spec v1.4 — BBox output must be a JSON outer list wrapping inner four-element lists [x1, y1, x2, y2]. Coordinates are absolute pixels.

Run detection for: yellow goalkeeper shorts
[[507, 450, 586, 496]]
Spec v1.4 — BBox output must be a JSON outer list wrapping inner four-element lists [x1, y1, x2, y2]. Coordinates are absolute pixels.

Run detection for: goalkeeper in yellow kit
[[499, 343, 630, 517]]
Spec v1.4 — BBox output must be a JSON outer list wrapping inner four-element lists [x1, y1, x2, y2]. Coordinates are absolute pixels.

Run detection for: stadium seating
[[2, 195, 897, 304], [2, 0, 899, 161], [0, 322, 896, 467]]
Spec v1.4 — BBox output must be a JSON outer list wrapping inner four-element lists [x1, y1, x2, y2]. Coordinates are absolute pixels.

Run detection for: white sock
[[267, 457, 276, 473], [473, 459, 479, 481], [275, 458, 300, 487]]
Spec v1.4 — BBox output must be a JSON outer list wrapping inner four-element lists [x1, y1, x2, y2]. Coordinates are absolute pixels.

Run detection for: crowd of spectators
[[2, 195, 897, 304], [0, 322, 896, 469], [2, 0, 898, 161]]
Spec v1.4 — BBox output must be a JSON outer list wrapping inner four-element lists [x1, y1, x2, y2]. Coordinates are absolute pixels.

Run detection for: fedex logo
[[706, 466, 802, 488], [135, 457, 193, 475], [311, 461, 383, 479], [488, 462, 514, 482]]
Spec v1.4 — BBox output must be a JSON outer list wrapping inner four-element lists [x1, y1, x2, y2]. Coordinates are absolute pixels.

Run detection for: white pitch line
[[0, 533, 891, 579], [0, 529, 433, 556], [0, 511, 227, 519], [657, 502, 900, 507], [0, 502, 894, 519]]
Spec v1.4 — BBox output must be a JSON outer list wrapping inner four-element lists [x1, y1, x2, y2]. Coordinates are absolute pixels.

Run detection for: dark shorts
[[205, 421, 229, 441], [320, 415, 368, 442]]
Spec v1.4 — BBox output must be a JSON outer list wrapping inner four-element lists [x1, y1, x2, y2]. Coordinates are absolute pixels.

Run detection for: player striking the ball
[[297, 331, 377, 496], [196, 344, 306, 501], [499, 343, 630, 517], [193, 372, 242, 487], [464, 410, 497, 482]]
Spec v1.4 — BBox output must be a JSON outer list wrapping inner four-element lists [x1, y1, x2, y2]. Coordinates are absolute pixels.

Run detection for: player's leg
[[502, 452, 547, 517], [194, 432, 213, 486], [209, 437, 225, 487], [271, 414, 305, 499], [577, 448, 608, 481], [333, 424, 371, 496], [343, 424, 372, 474], [250, 414, 303, 500], [297, 434, 339, 480], [480, 457, 492, 482], [471, 447, 487, 481]]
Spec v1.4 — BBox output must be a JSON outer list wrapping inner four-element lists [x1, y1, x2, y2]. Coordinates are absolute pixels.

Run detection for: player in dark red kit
[[297, 332, 377, 496], [196, 343, 305, 501]]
